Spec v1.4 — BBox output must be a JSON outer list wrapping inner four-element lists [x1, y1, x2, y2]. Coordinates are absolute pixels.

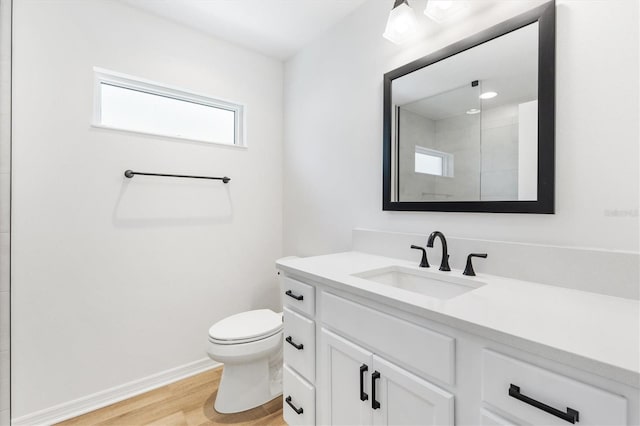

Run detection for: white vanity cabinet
[[278, 267, 638, 426], [317, 290, 455, 425], [371, 354, 455, 426], [318, 328, 453, 425], [282, 276, 317, 425], [281, 271, 456, 426], [481, 350, 628, 425], [319, 328, 454, 425], [319, 329, 373, 425]]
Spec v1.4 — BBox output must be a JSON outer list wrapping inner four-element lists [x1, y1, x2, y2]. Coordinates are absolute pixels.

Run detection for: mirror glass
[[391, 22, 539, 202]]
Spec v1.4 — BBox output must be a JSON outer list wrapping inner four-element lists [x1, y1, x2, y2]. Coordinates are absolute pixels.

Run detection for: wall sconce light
[[424, 0, 468, 24], [383, 0, 418, 45]]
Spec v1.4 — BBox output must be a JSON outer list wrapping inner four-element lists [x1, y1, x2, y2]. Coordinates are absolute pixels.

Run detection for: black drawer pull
[[371, 371, 381, 409], [285, 290, 304, 301], [286, 336, 304, 350], [509, 384, 579, 424], [285, 396, 304, 415], [360, 364, 369, 401]]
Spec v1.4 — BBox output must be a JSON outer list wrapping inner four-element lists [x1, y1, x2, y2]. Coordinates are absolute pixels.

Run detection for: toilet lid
[[208, 309, 283, 342]]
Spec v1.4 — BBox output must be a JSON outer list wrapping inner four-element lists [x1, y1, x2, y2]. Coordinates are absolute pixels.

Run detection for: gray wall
[[398, 109, 437, 200], [481, 104, 520, 200], [433, 112, 482, 200]]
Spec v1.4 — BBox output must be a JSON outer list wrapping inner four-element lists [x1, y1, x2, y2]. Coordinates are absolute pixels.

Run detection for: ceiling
[[120, 0, 368, 60], [396, 22, 539, 121]]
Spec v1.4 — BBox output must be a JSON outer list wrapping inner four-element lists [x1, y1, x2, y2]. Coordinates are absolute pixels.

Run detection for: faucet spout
[[427, 231, 451, 271]]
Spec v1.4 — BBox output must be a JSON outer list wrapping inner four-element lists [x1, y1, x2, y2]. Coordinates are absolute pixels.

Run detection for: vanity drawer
[[284, 307, 316, 382], [480, 409, 516, 426], [282, 276, 315, 317], [283, 364, 315, 426], [321, 291, 455, 385], [482, 350, 627, 425]]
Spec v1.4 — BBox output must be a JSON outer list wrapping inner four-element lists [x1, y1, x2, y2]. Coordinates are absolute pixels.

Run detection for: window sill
[[90, 123, 248, 150]]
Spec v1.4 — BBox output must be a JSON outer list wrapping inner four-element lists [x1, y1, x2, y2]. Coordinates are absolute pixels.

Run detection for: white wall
[[12, 0, 282, 418], [0, 0, 10, 423], [283, 0, 639, 258]]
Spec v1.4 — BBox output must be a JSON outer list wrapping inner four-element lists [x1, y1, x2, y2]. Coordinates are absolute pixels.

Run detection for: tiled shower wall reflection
[[398, 104, 521, 201], [0, 0, 10, 424]]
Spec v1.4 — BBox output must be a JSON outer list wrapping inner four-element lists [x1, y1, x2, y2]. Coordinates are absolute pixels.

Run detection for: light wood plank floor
[[56, 367, 286, 426]]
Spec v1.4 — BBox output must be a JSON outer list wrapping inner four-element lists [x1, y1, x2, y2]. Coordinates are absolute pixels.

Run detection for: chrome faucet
[[427, 231, 451, 271]]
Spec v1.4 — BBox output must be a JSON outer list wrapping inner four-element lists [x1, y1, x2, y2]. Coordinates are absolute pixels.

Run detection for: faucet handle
[[410, 245, 430, 268], [463, 253, 487, 276]]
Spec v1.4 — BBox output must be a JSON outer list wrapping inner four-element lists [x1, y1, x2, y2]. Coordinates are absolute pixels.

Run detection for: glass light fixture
[[383, 0, 418, 45], [424, 0, 468, 24]]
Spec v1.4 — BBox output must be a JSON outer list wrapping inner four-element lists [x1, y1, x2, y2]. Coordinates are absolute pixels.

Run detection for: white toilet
[[207, 309, 283, 413]]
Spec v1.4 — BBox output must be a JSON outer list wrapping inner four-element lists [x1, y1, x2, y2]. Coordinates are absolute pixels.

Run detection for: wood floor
[[56, 367, 286, 426]]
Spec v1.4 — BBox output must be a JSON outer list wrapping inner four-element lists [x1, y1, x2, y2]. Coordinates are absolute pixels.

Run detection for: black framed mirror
[[383, 1, 555, 213]]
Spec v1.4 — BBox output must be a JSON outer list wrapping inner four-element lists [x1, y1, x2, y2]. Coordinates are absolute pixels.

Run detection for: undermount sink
[[353, 265, 485, 300]]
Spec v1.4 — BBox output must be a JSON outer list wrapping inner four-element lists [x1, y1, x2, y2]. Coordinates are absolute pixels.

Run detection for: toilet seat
[[208, 309, 283, 345]]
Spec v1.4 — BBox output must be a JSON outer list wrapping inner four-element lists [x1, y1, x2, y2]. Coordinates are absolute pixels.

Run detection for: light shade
[[383, 0, 417, 45], [424, 0, 468, 24]]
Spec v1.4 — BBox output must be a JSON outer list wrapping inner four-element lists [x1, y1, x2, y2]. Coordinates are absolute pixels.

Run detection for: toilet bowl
[[207, 309, 283, 413]]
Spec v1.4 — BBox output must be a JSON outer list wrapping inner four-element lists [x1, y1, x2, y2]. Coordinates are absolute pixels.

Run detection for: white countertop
[[276, 251, 640, 387]]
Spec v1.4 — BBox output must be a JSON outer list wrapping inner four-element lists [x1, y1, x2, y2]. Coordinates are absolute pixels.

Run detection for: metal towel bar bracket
[[124, 170, 230, 183]]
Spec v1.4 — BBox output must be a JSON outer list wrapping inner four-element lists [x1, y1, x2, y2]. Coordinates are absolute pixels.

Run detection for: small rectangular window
[[415, 146, 454, 177], [93, 68, 244, 147]]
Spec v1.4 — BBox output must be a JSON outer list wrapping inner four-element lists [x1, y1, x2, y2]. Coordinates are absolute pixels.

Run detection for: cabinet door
[[371, 355, 454, 426], [320, 328, 373, 426]]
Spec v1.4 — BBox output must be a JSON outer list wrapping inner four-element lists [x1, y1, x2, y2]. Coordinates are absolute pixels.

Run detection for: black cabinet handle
[[509, 384, 579, 424], [285, 396, 304, 415], [371, 371, 381, 409], [285, 336, 304, 350], [360, 364, 369, 401], [285, 290, 304, 301]]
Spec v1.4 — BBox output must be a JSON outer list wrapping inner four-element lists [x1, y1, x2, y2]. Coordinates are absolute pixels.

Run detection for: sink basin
[[352, 265, 485, 300]]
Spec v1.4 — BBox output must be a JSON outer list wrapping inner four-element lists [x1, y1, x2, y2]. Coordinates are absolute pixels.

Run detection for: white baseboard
[[12, 358, 221, 426]]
